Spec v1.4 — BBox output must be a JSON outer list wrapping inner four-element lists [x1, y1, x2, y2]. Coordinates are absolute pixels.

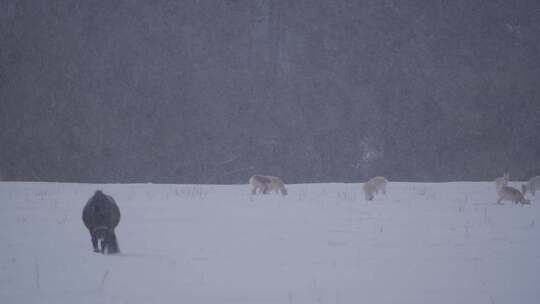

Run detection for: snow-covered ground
[[0, 181, 539, 303]]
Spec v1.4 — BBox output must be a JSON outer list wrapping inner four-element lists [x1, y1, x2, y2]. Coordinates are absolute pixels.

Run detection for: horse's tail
[[106, 230, 120, 254]]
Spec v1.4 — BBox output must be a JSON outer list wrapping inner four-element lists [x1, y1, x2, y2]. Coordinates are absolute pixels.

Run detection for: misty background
[[1, 0, 539, 184]]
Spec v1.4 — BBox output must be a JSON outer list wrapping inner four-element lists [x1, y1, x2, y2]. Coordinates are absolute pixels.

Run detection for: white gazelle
[[249, 175, 288, 196], [363, 176, 388, 201]]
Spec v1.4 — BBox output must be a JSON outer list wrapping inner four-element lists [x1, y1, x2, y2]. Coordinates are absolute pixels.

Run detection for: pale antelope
[[497, 185, 530, 205], [249, 175, 288, 196], [363, 176, 388, 201]]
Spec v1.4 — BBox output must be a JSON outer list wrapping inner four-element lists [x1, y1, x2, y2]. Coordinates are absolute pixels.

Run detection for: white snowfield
[[0, 181, 539, 304]]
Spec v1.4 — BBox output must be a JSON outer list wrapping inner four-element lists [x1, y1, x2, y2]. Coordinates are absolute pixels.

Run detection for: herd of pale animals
[[249, 174, 388, 201], [82, 174, 539, 254], [250, 174, 539, 205], [494, 173, 539, 205]]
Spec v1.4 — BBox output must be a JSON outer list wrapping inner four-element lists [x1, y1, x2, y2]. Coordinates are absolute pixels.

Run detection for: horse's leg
[[90, 230, 99, 252], [99, 238, 106, 254], [106, 230, 120, 254]]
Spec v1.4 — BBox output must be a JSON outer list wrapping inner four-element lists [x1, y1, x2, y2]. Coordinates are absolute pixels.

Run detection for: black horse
[[82, 190, 121, 254]]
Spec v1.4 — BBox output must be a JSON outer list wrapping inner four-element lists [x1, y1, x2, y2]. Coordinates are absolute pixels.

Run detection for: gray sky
[[1, 0, 540, 183]]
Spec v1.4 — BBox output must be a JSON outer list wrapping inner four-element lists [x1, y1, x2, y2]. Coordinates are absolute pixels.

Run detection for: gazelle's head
[[495, 173, 510, 191], [280, 187, 288, 196]]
